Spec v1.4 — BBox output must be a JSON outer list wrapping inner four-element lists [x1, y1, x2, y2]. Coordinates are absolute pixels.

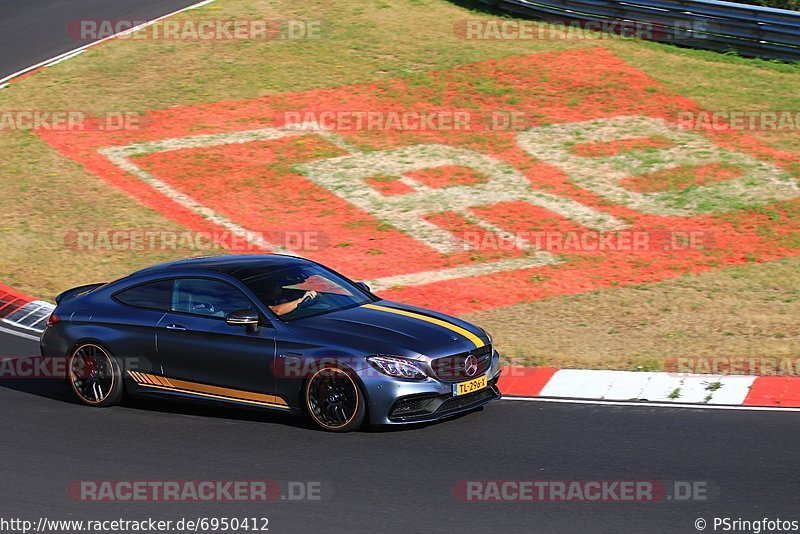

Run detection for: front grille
[[431, 345, 492, 382], [388, 376, 501, 422], [436, 387, 496, 414], [389, 395, 438, 418]]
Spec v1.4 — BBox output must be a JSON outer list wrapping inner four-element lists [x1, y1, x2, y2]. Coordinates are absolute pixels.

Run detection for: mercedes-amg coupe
[[41, 255, 501, 431]]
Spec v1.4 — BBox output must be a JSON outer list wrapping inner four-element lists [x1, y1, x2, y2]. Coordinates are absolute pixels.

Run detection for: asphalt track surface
[[1, 1, 798, 533], [2, 336, 800, 533], [0, 0, 204, 80], [0, 324, 39, 356]]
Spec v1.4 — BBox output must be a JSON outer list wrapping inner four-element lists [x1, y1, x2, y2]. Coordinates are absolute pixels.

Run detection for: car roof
[[130, 254, 314, 281]]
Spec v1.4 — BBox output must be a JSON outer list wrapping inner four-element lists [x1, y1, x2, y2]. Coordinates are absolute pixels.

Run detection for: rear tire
[[305, 367, 366, 432], [67, 343, 123, 407]]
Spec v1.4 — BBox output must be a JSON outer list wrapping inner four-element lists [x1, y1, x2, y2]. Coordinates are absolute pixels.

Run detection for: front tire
[[305, 367, 366, 432], [67, 343, 123, 407]]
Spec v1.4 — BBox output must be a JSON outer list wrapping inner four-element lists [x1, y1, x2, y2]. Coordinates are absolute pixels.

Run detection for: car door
[[110, 279, 174, 377], [155, 277, 278, 398]]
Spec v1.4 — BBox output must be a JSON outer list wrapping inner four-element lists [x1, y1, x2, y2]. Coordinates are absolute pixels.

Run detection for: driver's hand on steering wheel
[[303, 290, 318, 301]]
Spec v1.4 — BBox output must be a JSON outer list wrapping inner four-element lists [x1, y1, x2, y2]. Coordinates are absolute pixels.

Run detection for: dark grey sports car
[[41, 254, 502, 431]]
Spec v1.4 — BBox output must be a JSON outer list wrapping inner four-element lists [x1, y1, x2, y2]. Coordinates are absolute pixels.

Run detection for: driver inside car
[[263, 282, 318, 316]]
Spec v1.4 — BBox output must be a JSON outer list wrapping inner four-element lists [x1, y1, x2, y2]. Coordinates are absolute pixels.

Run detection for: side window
[[115, 280, 174, 311], [171, 278, 255, 318]]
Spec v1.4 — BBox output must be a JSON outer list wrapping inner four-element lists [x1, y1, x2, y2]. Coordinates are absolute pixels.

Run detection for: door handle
[[164, 324, 186, 331]]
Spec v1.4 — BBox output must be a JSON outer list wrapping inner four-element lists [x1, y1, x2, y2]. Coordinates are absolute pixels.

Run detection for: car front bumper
[[358, 349, 502, 425]]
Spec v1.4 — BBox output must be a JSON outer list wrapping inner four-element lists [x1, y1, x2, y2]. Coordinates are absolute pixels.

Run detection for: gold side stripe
[[130, 371, 148, 384], [362, 303, 485, 349], [126, 371, 288, 408], [138, 383, 290, 410], [154, 375, 173, 387], [162, 375, 288, 407]]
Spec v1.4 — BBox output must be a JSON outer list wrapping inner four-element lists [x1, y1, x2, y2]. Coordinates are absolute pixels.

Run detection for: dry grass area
[[0, 0, 798, 369], [0, 131, 199, 298], [465, 255, 800, 370]]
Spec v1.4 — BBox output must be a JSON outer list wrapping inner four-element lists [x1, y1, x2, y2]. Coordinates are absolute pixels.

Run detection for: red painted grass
[[570, 136, 673, 157], [36, 48, 800, 315], [621, 163, 744, 193], [364, 175, 416, 196]]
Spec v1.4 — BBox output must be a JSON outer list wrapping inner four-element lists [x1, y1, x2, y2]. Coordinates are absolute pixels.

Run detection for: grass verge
[[0, 0, 798, 370]]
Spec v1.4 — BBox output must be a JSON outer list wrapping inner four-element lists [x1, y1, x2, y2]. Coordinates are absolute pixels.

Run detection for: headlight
[[366, 355, 426, 380]]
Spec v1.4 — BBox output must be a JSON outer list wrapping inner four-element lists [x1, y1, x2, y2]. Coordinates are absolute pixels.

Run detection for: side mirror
[[226, 309, 261, 329], [356, 281, 371, 293]]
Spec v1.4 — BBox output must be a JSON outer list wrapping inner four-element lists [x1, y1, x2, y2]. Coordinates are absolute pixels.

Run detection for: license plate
[[452, 374, 487, 396]]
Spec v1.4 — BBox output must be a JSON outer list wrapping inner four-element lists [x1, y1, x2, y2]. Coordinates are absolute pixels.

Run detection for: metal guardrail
[[477, 0, 800, 61]]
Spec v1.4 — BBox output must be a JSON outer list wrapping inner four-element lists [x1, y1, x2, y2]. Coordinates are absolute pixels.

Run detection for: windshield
[[241, 264, 372, 321]]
